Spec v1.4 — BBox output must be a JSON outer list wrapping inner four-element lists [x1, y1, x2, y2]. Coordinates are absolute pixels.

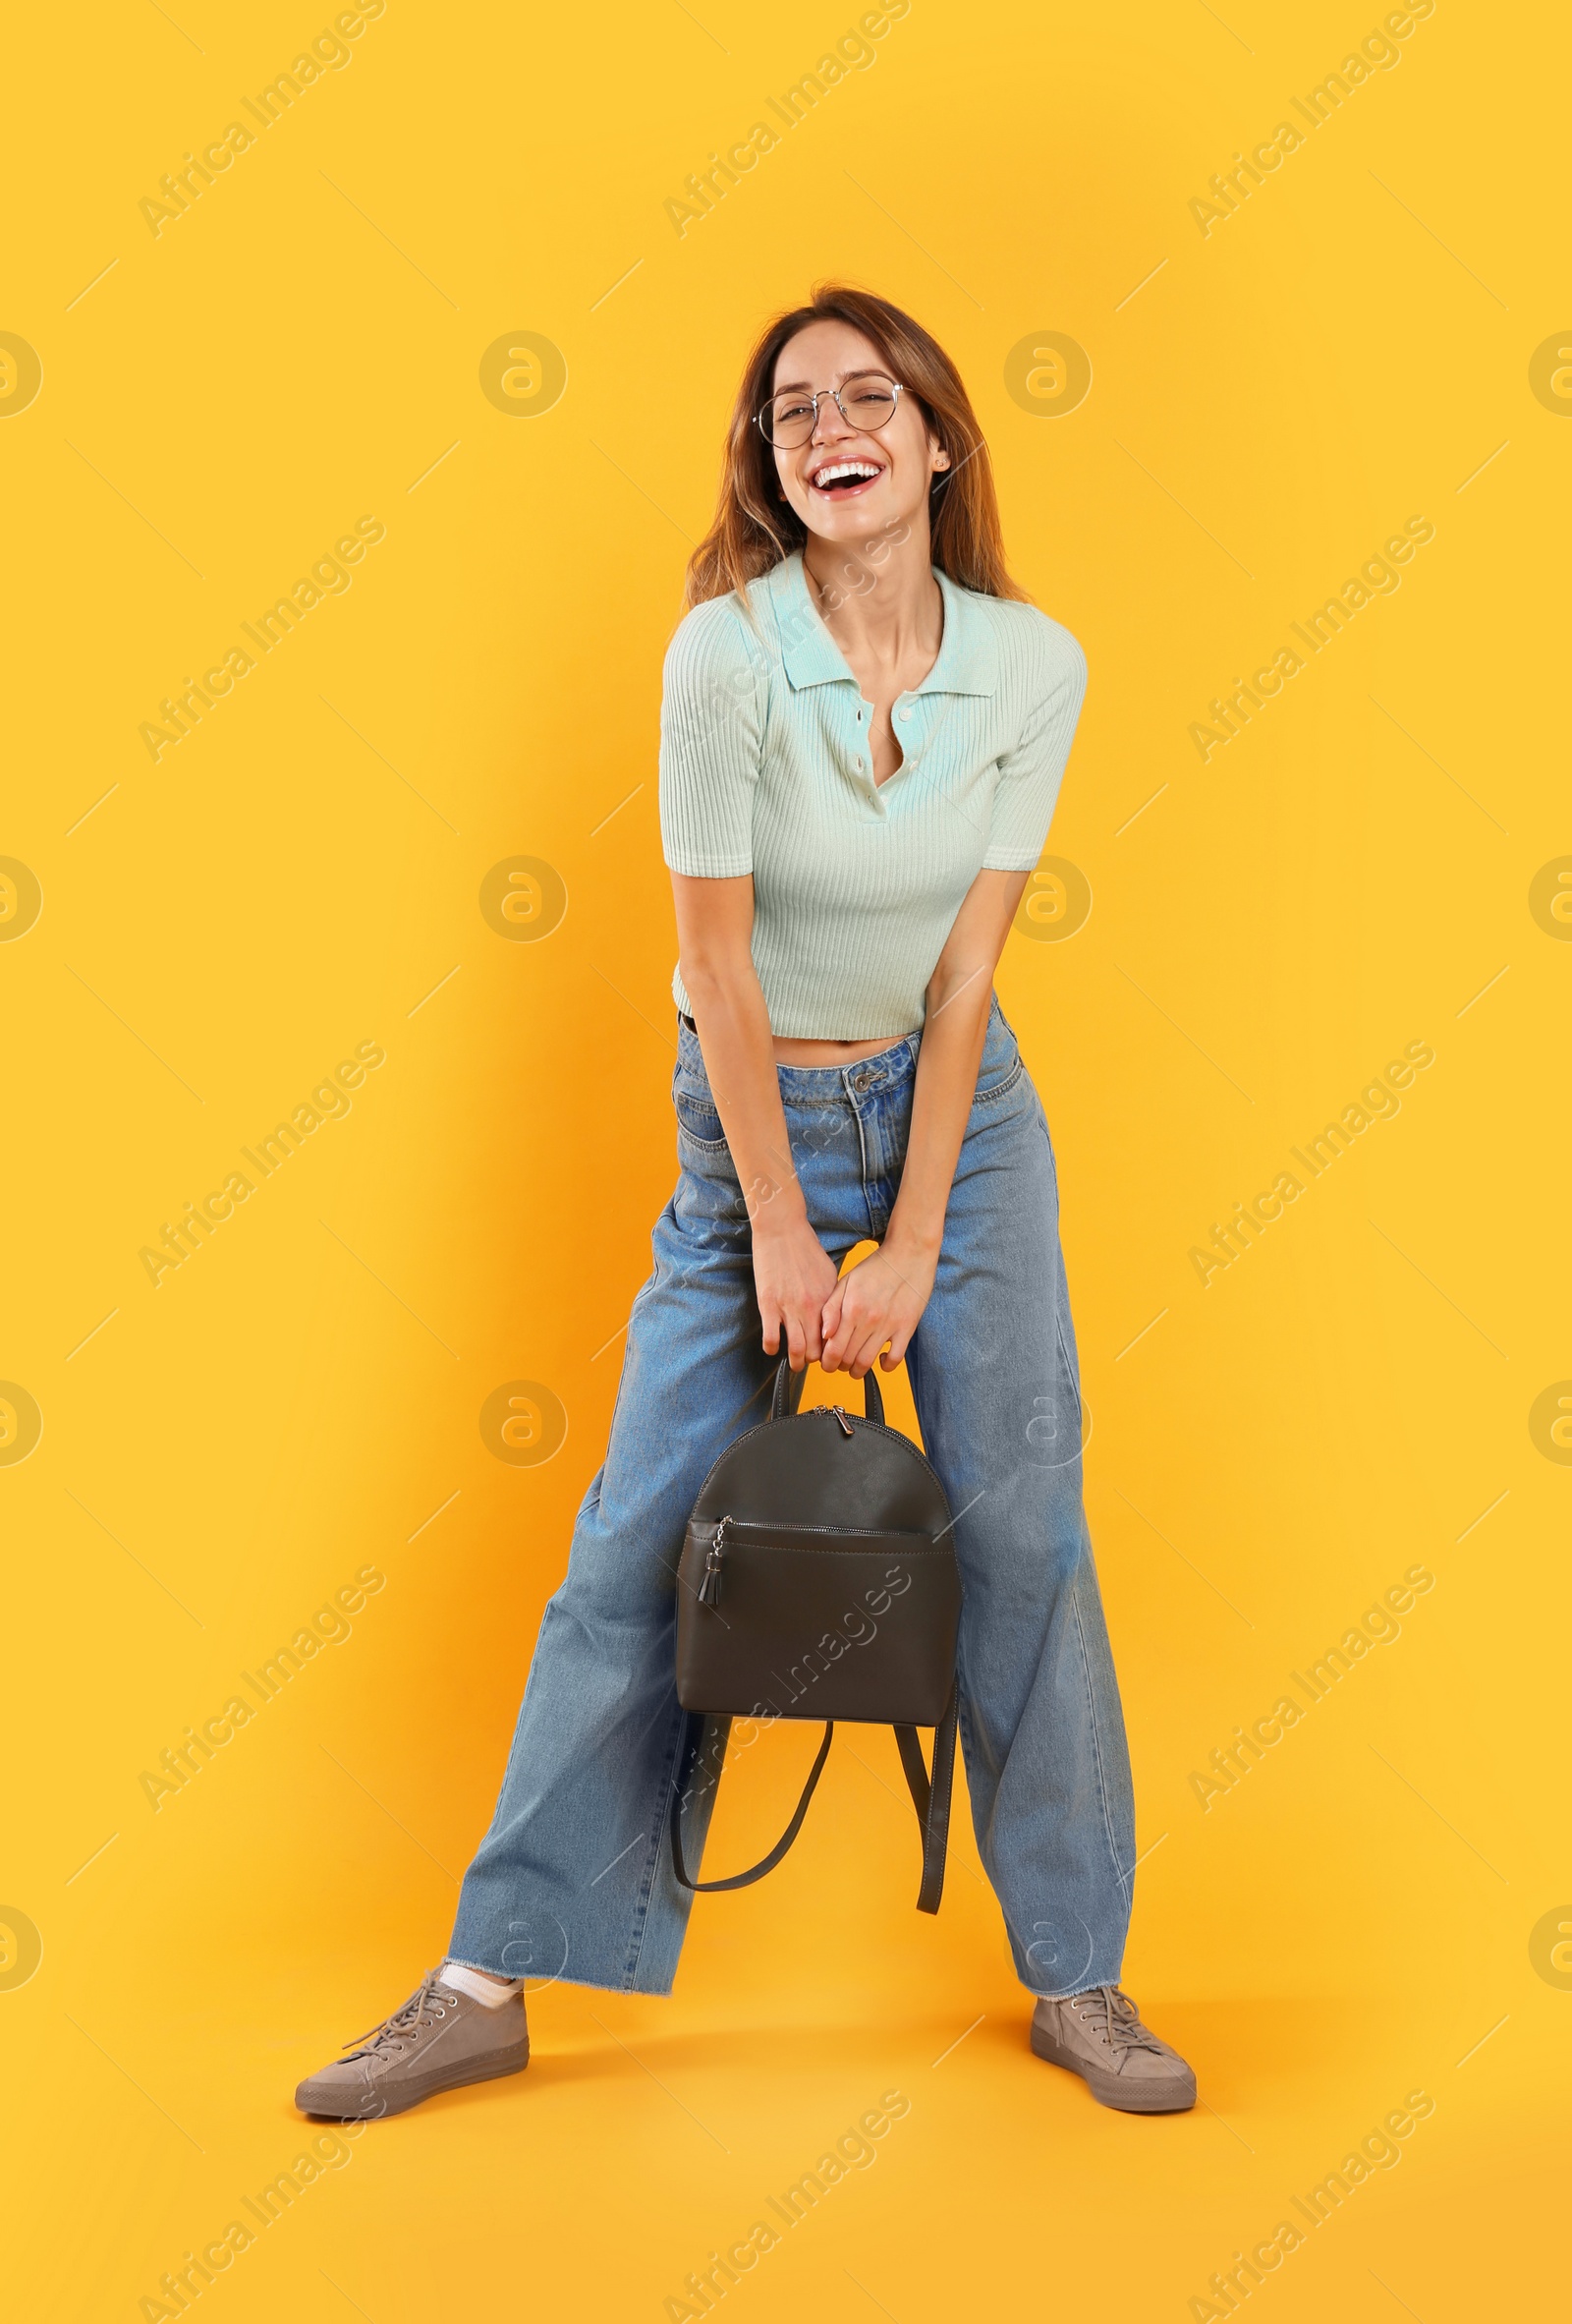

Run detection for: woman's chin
[[801, 493, 912, 545]]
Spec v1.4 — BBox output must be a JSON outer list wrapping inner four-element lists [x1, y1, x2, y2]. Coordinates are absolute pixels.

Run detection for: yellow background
[[3, 0, 1567, 2316]]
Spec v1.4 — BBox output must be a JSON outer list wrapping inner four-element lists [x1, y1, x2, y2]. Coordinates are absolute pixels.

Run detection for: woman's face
[[767, 319, 948, 552]]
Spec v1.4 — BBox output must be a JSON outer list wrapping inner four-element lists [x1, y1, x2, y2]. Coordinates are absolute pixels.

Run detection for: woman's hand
[[820, 1233, 938, 1379], [753, 1208, 842, 1372]]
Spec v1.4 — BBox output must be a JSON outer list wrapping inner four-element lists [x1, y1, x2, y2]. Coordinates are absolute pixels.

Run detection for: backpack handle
[[768, 1354, 885, 1428]]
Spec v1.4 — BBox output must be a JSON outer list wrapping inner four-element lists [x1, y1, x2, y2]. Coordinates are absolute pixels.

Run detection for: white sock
[[440, 1960, 522, 2007]]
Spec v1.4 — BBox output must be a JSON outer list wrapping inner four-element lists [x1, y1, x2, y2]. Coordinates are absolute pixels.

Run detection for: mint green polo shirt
[[659, 550, 1087, 1039]]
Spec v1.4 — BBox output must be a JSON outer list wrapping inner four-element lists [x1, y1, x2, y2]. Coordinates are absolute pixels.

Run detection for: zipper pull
[[829, 1405, 854, 1438], [698, 1515, 730, 1607]]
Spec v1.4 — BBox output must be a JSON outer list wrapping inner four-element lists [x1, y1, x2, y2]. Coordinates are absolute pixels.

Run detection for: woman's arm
[[820, 867, 1030, 1379], [671, 872, 841, 1371]]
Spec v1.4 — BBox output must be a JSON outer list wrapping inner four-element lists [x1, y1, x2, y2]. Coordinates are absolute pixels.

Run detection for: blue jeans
[[449, 999, 1136, 1998]]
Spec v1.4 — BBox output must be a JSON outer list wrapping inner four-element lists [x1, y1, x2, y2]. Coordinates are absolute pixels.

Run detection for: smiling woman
[[294, 281, 1197, 2128], [687, 283, 1020, 612], [669, 286, 1069, 1061]]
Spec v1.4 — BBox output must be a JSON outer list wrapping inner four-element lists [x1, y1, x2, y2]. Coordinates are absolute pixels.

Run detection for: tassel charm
[[699, 1515, 731, 1607]]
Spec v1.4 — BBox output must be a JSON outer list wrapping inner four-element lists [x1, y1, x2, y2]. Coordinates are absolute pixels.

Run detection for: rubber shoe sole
[[297, 2039, 529, 2121], [1030, 2019, 1195, 2113]]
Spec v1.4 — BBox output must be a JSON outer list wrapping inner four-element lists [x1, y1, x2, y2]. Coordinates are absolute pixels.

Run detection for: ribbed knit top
[[658, 551, 1087, 1039]]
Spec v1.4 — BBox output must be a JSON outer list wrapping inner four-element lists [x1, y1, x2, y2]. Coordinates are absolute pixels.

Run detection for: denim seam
[[1036, 1109, 1062, 1195], [847, 1100, 879, 1242], [605, 1259, 663, 1452], [482, 1604, 557, 1814], [1055, 1315, 1083, 1427], [961, 1698, 1099, 1997], [683, 1083, 925, 1111], [1069, 1580, 1128, 1897], [622, 1699, 690, 1991]]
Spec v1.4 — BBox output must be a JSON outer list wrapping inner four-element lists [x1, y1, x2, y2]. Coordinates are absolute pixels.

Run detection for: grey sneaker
[[295, 1969, 529, 2120], [1031, 1985, 1196, 2113]]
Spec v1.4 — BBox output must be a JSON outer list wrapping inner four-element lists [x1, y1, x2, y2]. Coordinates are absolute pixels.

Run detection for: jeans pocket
[[674, 1091, 730, 1155], [972, 1035, 1031, 1126], [973, 1055, 1025, 1108]]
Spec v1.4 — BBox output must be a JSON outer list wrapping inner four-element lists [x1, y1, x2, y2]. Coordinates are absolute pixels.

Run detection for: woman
[[296, 285, 1196, 2121]]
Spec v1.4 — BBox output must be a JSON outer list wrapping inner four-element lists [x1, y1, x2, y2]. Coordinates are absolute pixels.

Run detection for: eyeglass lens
[[763, 378, 898, 447]]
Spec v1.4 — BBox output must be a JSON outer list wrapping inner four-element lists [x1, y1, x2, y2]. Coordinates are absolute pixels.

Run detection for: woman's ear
[[932, 445, 952, 472]]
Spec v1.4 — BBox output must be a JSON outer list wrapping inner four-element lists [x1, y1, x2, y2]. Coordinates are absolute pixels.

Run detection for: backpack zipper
[[698, 1513, 732, 1607], [685, 1396, 951, 1526]]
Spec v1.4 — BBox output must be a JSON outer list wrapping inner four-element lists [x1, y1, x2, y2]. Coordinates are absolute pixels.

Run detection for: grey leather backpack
[[671, 1358, 961, 1912]]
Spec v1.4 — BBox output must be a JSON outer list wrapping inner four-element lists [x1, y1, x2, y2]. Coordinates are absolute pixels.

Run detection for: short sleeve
[[982, 618, 1088, 872], [658, 597, 767, 878]]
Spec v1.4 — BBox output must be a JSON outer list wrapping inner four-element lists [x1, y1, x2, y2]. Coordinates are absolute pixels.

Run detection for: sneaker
[[1031, 1985, 1196, 2113], [295, 1969, 529, 2120]]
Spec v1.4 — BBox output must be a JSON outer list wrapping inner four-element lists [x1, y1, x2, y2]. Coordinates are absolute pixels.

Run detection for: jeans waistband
[[675, 996, 1005, 1104]]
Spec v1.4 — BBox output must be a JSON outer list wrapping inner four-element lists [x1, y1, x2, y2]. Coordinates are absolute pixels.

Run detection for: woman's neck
[[802, 518, 943, 674]]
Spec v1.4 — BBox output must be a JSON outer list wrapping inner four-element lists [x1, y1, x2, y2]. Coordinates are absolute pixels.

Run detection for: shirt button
[[898, 708, 913, 722]]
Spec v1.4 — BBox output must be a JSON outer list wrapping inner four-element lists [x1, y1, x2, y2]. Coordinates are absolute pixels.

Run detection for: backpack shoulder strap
[[669, 1714, 834, 1893], [669, 1682, 958, 1913], [894, 1681, 959, 1914]]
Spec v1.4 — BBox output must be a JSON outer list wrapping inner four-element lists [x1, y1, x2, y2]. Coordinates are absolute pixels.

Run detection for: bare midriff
[[771, 1032, 917, 1066]]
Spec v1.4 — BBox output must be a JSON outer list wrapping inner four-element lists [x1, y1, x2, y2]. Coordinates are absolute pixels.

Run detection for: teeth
[[813, 461, 880, 487]]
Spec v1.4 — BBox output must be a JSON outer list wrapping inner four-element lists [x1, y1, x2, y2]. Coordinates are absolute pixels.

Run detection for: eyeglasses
[[757, 373, 905, 449]]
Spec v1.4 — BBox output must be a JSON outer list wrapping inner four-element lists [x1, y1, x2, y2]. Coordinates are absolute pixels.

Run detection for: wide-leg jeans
[[449, 999, 1137, 1997]]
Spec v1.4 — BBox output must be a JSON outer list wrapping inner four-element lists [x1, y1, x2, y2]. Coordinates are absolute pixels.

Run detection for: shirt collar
[[764, 553, 998, 698]]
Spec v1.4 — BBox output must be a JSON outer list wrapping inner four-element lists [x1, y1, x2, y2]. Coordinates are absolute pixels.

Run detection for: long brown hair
[[685, 284, 1027, 610]]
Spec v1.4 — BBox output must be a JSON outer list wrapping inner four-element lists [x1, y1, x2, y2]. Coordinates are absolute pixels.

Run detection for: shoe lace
[[341, 1971, 452, 2062], [1070, 1984, 1165, 2062]]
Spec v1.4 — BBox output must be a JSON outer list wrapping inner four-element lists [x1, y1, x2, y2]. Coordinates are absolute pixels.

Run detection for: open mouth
[[809, 459, 884, 497]]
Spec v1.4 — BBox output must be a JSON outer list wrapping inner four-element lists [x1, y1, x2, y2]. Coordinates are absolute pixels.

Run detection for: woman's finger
[[822, 1283, 859, 1366], [833, 1300, 880, 1377]]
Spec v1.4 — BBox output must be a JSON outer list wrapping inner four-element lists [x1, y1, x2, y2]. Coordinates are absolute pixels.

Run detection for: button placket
[[848, 694, 872, 789], [894, 696, 921, 774]]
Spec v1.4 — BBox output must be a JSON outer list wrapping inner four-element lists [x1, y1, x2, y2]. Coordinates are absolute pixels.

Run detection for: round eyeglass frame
[[756, 376, 906, 449]]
